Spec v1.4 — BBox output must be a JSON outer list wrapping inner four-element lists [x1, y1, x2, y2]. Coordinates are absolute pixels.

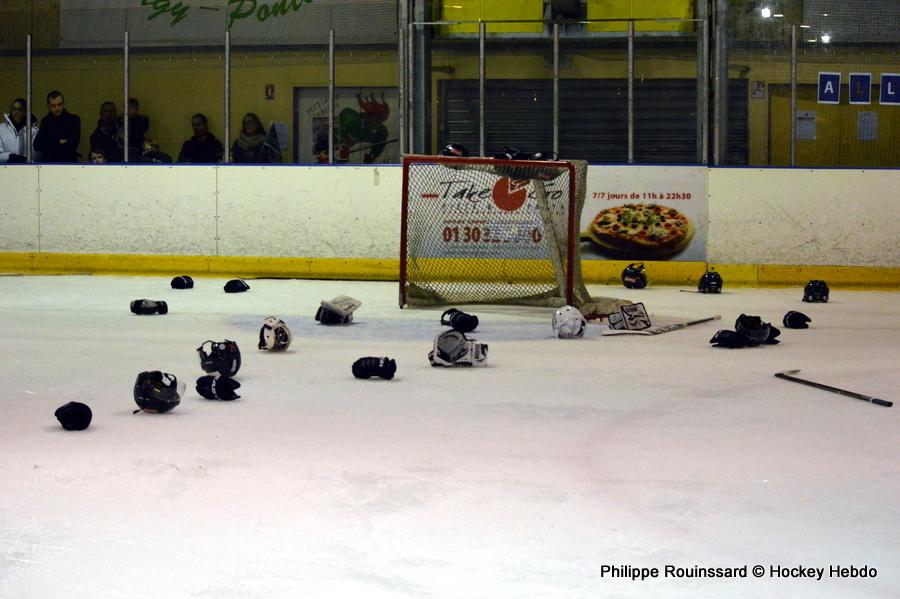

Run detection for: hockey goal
[[400, 154, 625, 317]]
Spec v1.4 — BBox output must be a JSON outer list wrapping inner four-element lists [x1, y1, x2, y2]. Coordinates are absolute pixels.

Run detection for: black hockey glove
[[441, 308, 479, 333], [196, 375, 241, 400], [352, 357, 397, 380], [709, 329, 748, 349], [130, 299, 168, 315]]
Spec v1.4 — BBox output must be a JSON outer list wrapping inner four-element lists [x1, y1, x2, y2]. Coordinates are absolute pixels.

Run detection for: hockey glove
[[196, 375, 241, 400], [130, 299, 168, 315], [441, 308, 479, 333], [352, 357, 397, 380], [709, 329, 748, 349]]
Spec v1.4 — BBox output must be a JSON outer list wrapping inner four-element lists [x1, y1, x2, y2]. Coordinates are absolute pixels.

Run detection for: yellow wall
[[587, 0, 694, 33], [1, 50, 397, 163], [439, 0, 545, 34]]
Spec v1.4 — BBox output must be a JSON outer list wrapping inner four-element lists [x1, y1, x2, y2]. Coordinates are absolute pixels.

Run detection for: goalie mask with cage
[[552, 305, 586, 338], [197, 339, 241, 377], [428, 330, 488, 367], [258, 316, 292, 352], [133, 371, 184, 414]]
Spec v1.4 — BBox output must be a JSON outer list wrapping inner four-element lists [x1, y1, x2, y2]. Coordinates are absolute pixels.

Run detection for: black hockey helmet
[[803, 280, 829, 303], [698, 269, 723, 293], [133, 371, 183, 414], [530, 150, 558, 161], [734, 314, 771, 346], [621, 263, 648, 289], [197, 339, 241, 377], [440, 143, 469, 158]]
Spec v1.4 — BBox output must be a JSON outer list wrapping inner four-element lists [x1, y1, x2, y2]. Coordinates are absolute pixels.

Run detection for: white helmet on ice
[[552, 305, 586, 339]]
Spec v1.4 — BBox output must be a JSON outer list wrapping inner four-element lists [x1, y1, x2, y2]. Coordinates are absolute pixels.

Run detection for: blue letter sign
[[881, 73, 900, 105], [849, 73, 871, 105], [818, 72, 840, 104]]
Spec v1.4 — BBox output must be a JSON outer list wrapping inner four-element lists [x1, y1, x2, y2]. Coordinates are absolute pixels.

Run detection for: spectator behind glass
[[119, 97, 149, 162], [177, 113, 223, 164], [231, 112, 282, 164], [0, 98, 40, 163], [140, 138, 172, 164], [34, 90, 81, 163], [89, 149, 107, 164], [89, 101, 123, 163]]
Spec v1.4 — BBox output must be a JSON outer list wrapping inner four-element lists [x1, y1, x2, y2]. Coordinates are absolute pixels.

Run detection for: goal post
[[400, 154, 626, 316]]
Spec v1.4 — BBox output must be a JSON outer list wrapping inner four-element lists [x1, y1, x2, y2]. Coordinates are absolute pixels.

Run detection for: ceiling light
[[760, 7, 772, 18], [820, 33, 831, 44]]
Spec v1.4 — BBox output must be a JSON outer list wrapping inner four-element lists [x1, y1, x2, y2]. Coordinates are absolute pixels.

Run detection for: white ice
[[0, 275, 897, 599]]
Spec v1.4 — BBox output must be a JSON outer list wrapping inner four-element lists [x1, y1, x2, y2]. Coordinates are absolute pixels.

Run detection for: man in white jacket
[[0, 98, 40, 163]]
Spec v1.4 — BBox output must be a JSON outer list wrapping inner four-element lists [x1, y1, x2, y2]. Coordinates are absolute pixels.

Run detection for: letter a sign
[[881, 74, 900, 105], [818, 72, 840, 104]]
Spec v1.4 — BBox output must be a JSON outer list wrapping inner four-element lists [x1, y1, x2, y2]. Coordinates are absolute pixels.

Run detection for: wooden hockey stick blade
[[774, 370, 893, 407], [601, 314, 721, 335]]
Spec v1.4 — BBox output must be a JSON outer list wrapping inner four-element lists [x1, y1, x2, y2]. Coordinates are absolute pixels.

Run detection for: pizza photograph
[[581, 203, 696, 258]]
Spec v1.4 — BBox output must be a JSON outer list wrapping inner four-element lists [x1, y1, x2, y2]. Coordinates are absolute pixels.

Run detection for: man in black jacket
[[89, 101, 123, 163], [177, 113, 223, 164], [34, 91, 81, 163], [120, 97, 149, 162]]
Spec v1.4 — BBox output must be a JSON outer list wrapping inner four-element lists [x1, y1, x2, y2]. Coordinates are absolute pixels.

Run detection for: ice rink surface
[[0, 274, 897, 599]]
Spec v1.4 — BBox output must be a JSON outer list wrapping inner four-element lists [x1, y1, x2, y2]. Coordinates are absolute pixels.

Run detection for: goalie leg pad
[[316, 295, 362, 325], [607, 302, 651, 330], [428, 330, 488, 367]]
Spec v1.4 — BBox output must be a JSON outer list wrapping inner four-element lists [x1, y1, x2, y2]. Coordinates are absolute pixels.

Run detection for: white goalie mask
[[258, 316, 292, 352], [552, 305, 586, 339]]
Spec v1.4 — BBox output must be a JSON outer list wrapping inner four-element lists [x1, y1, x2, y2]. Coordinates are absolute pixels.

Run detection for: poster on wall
[[59, 0, 397, 47], [294, 87, 399, 164], [580, 166, 707, 262]]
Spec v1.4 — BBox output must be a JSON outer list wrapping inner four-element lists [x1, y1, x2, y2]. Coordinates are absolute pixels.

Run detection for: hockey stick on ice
[[774, 370, 893, 408], [601, 314, 721, 336]]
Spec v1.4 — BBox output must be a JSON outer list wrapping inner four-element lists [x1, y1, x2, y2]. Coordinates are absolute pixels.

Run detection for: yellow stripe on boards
[[0, 252, 898, 289]]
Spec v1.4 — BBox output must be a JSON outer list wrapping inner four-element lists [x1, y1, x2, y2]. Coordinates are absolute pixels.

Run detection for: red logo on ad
[[492, 178, 528, 212]]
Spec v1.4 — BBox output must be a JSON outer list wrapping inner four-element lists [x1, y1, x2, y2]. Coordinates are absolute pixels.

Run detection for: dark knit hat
[[224, 279, 250, 293], [54, 402, 92, 431], [171, 275, 194, 289]]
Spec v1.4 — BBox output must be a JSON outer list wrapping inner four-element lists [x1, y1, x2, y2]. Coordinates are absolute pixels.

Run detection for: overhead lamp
[[820, 33, 831, 44], [760, 7, 772, 18]]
